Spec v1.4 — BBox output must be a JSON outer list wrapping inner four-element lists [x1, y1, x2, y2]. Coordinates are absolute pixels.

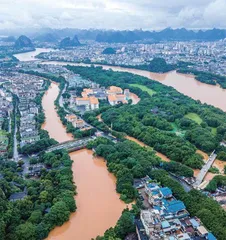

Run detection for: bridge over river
[[46, 136, 96, 153], [193, 151, 217, 189]]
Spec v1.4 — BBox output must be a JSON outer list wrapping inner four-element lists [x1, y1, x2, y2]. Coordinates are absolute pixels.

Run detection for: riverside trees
[[67, 65, 226, 164], [88, 137, 226, 240], [0, 150, 76, 240]]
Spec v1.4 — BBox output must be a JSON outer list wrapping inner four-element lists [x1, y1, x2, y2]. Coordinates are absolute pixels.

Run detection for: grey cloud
[[0, 0, 225, 29]]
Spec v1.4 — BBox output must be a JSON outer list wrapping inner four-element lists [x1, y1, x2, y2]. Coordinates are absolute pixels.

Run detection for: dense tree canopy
[[67, 65, 226, 163], [0, 150, 76, 240], [178, 69, 226, 89]]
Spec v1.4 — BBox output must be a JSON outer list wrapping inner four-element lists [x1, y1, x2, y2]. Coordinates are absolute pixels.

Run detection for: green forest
[[66, 65, 226, 168], [0, 150, 76, 240]]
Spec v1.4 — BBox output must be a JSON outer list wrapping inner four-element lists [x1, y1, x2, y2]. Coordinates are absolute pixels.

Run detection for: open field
[[130, 84, 156, 96], [185, 113, 203, 125]]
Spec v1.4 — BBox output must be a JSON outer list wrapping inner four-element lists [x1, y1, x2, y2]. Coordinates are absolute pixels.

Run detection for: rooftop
[[159, 187, 172, 198], [165, 200, 186, 214]]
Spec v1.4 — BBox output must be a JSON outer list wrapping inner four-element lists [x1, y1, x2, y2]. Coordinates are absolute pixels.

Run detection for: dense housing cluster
[[0, 80, 13, 157], [37, 39, 226, 76], [3, 73, 45, 148], [135, 176, 216, 240]]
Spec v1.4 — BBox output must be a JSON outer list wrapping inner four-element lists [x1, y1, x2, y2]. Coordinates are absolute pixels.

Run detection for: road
[[46, 137, 96, 152], [59, 85, 66, 108], [168, 174, 192, 192], [193, 151, 217, 188], [8, 116, 11, 133], [13, 114, 19, 161]]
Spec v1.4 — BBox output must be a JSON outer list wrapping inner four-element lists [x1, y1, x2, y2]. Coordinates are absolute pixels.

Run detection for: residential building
[[135, 177, 216, 240]]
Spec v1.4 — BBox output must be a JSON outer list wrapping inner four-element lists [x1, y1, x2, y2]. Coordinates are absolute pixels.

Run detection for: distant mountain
[[151, 28, 196, 41], [95, 28, 226, 43], [96, 31, 141, 43], [14, 35, 34, 49], [196, 28, 226, 40], [1, 28, 226, 43], [0, 36, 16, 42], [59, 35, 81, 48], [34, 33, 58, 42]]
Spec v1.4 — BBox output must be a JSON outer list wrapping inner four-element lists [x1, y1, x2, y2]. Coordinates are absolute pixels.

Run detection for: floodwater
[[15, 48, 226, 112], [41, 61, 226, 112], [42, 82, 127, 240], [47, 150, 127, 240], [20, 50, 226, 183], [13, 48, 56, 62], [42, 82, 73, 142]]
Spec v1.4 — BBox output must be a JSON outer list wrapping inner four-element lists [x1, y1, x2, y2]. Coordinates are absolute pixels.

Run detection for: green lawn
[[130, 84, 156, 96], [171, 123, 186, 137], [0, 130, 8, 146], [0, 130, 7, 136], [211, 127, 217, 136], [185, 113, 203, 125]]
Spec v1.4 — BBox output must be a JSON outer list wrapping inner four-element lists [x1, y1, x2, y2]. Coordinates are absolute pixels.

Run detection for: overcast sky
[[0, 0, 226, 30]]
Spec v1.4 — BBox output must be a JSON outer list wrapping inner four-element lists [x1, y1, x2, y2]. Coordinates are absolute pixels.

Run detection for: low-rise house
[[108, 94, 127, 106], [124, 89, 131, 99], [107, 86, 123, 95], [140, 209, 161, 236], [9, 188, 27, 202], [135, 178, 216, 240], [75, 96, 99, 110], [197, 226, 209, 238], [89, 96, 99, 110], [82, 88, 94, 97], [65, 114, 85, 129], [74, 119, 85, 128], [65, 114, 77, 123], [20, 135, 40, 148], [135, 219, 149, 240]]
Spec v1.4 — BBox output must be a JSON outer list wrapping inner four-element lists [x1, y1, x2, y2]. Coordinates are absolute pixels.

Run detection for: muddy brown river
[[14, 49, 226, 238], [42, 82, 127, 240]]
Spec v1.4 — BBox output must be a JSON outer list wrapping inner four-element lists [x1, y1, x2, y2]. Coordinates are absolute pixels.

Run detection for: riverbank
[[14, 48, 56, 62], [39, 59, 226, 113], [42, 82, 128, 240], [13, 48, 226, 112]]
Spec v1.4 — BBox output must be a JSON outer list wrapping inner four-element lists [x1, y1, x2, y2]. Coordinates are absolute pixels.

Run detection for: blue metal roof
[[159, 187, 172, 197], [152, 190, 159, 196], [165, 200, 186, 213], [208, 233, 217, 240], [161, 220, 170, 229], [190, 218, 200, 228], [154, 206, 161, 211], [162, 198, 169, 206], [147, 183, 159, 190]]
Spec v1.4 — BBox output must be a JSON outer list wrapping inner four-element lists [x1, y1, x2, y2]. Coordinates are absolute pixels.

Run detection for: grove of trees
[[0, 150, 76, 240]]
